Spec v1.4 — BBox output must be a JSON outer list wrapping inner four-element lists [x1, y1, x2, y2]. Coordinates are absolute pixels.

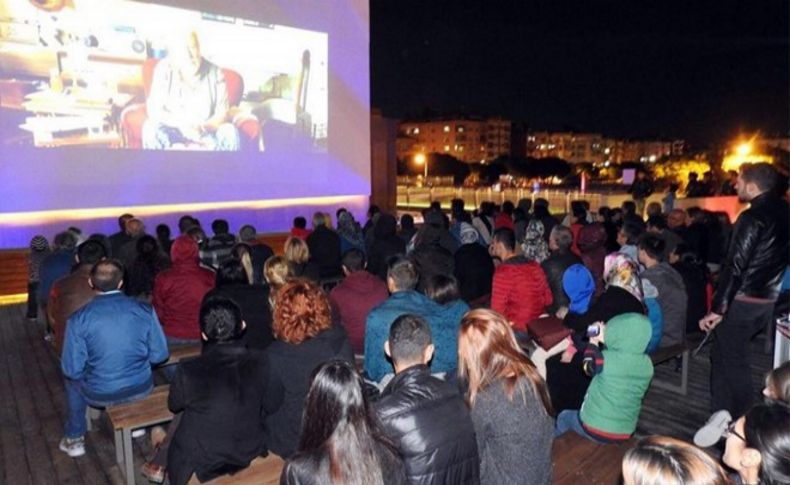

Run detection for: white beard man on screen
[[142, 30, 240, 151]]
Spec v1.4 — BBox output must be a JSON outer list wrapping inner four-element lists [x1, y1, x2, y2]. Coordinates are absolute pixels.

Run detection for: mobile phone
[[587, 324, 600, 337]]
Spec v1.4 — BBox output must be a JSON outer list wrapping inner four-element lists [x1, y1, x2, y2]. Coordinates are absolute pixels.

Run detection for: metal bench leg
[[123, 429, 135, 485], [679, 350, 689, 395], [114, 429, 123, 465]]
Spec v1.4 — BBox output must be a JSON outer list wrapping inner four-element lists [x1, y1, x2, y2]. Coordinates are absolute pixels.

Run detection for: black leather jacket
[[375, 365, 480, 485], [712, 192, 789, 314]]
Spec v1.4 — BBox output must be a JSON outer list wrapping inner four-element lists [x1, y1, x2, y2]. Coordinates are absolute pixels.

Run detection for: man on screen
[[143, 31, 240, 151]]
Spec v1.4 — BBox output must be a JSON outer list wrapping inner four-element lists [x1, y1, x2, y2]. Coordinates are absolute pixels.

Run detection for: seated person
[[281, 361, 406, 484], [48, 240, 107, 354], [263, 280, 354, 458], [59, 260, 168, 457], [723, 404, 790, 485], [458, 309, 554, 485], [541, 225, 582, 314], [153, 236, 215, 344], [143, 30, 240, 151], [141, 297, 268, 485], [364, 257, 452, 382], [329, 249, 389, 354], [638, 234, 687, 348], [622, 436, 730, 485], [306, 212, 343, 278], [424, 274, 470, 375], [290, 216, 310, 240], [554, 313, 654, 444], [490, 227, 553, 337], [375, 315, 480, 484]]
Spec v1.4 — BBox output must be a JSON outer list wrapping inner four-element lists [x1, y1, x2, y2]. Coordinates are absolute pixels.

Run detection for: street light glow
[[414, 153, 426, 165], [736, 142, 752, 156]]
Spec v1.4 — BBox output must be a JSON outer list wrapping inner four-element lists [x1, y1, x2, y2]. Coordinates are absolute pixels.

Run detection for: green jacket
[[580, 312, 654, 437]]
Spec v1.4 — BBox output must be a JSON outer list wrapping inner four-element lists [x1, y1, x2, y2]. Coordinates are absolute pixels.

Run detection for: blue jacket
[[38, 249, 74, 304], [364, 291, 469, 382], [62, 291, 169, 399]]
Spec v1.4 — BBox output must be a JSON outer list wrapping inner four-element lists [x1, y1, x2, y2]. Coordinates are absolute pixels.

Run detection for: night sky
[[370, 0, 789, 147]]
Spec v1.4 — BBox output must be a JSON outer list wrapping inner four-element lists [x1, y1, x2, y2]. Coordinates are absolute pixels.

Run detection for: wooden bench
[[649, 334, 705, 396], [160, 343, 203, 366], [552, 432, 634, 484], [106, 385, 174, 485], [188, 454, 285, 484]]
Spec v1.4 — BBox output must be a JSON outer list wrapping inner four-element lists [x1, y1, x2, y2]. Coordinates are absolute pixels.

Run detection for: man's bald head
[[90, 260, 124, 292]]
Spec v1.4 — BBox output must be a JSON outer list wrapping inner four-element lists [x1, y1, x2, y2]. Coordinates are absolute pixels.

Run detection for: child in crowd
[[555, 313, 654, 443], [26, 235, 50, 320], [290, 216, 310, 240], [764, 361, 790, 404]]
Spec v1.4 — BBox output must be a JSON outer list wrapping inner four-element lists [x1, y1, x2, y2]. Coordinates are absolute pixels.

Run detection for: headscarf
[[562, 264, 595, 314], [522, 219, 549, 263], [603, 253, 643, 302], [337, 211, 364, 248], [459, 222, 479, 245], [30, 235, 50, 251]]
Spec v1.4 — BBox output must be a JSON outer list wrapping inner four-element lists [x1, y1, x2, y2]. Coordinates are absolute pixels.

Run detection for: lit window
[[443, 125, 450, 132], [413, 127, 420, 135], [444, 145, 450, 151], [457, 125, 465, 133]]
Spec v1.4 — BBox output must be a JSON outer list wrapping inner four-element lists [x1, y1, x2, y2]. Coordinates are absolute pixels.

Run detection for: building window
[[457, 125, 465, 133], [413, 127, 420, 135], [444, 145, 450, 152], [443, 125, 451, 133]]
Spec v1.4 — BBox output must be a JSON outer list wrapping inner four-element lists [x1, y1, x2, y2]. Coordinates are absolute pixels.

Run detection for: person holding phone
[[554, 312, 654, 443]]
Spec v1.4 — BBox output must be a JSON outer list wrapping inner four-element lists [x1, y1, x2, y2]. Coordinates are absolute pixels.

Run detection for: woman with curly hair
[[263, 279, 354, 458]]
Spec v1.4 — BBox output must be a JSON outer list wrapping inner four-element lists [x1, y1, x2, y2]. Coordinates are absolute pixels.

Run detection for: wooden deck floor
[[0, 302, 775, 484]]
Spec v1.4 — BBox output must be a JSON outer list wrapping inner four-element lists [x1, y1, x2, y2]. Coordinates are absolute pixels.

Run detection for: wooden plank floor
[[0, 303, 775, 484], [638, 334, 773, 442]]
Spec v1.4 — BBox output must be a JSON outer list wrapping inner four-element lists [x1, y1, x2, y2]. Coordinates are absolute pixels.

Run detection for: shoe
[[59, 436, 86, 458], [44, 332, 54, 343], [694, 410, 732, 447], [132, 428, 146, 439], [140, 462, 166, 483]]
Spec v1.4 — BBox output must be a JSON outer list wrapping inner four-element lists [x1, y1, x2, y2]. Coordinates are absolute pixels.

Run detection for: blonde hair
[[622, 436, 732, 485], [264, 255, 291, 287], [232, 243, 254, 284], [457, 308, 552, 415], [284, 236, 310, 265]]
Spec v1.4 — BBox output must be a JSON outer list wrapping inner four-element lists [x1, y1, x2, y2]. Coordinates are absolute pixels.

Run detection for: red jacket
[[329, 270, 389, 354], [491, 256, 553, 332], [153, 236, 215, 340], [494, 213, 514, 230]]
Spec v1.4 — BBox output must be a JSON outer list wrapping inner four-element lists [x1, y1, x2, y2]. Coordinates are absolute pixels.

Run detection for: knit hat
[[30, 235, 49, 251], [459, 222, 479, 245], [562, 264, 595, 314], [239, 225, 256, 242]]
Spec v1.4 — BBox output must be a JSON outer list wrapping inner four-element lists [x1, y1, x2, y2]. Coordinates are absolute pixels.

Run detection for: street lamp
[[414, 153, 427, 179], [736, 142, 752, 156]]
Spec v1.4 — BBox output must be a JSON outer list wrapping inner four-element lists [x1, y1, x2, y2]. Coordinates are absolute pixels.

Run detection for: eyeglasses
[[724, 422, 746, 443]]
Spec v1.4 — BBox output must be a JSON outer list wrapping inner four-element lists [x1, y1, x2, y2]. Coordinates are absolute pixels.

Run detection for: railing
[[396, 185, 606, 214]]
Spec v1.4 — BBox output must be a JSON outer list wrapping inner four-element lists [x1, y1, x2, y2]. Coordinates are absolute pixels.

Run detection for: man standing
[[628, 170, 654, 216], [375, 314, 479, 484], [60, 260, 169, 457], [700, 163, 788, 417]]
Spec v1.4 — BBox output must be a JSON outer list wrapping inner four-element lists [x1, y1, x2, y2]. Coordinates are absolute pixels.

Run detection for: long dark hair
[[298, 360, 393, 485], [744, 404, 790, 485]]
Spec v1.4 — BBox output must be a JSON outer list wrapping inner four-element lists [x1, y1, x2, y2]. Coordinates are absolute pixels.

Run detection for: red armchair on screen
[[121, 58, 259, 150]]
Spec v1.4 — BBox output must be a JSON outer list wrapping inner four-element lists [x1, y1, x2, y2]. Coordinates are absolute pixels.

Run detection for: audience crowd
[[23, 162, 789, 484]]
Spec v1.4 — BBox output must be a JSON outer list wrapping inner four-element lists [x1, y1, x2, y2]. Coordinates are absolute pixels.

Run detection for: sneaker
[[59, 436, 86, 458], [694, 410, 732, 447], [140, 462, 166, 484], [132, 429, 146, 439], [44, 332, 55, 343]]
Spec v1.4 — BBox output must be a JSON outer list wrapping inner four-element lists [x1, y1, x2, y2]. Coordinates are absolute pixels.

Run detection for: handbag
[[527, 315, 571, 351]]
